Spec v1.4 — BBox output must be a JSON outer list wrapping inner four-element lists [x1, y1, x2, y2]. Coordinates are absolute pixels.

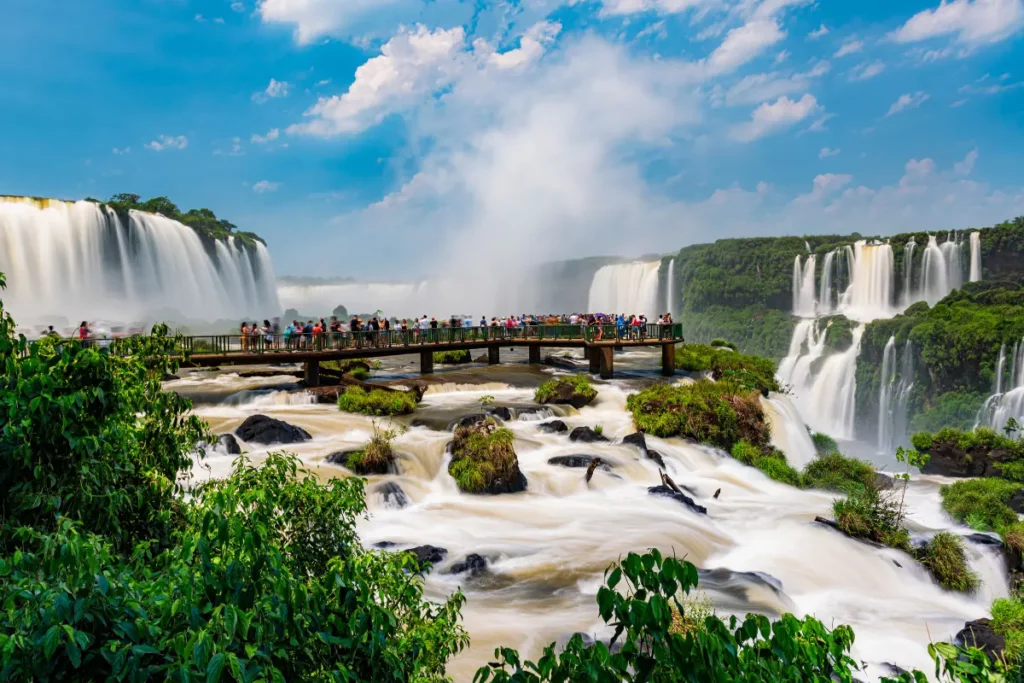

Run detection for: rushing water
[[977, 340, 1024, 432], [970, 232, 982, 282], [792, 254, 817, 317], [877, 337, 916, 454], [175, 356, 1004, 681], [666, 258, 676, 317], [0, 196, 279, 326], [587, 262, 661, 318]]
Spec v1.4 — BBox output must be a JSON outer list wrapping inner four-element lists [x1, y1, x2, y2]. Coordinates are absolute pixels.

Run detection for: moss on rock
[[337, 385, 419, 416], [535, 375, 597, 409], [433, 349, 473, 364], [448, 417, 527, 494], [674, 344, 780, 394]]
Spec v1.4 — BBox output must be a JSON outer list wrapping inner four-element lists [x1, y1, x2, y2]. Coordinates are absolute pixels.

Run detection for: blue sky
[[1, 0, 1022, 278]]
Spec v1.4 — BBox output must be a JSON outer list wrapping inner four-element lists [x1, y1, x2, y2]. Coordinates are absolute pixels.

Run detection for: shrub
[[669, 589, 713, 637], [992, 597, 1024, 661], [534, 375, 597, 406], [940, 478, 1022, 532], [730, 439, 762, 465], [810, 431, 840, 455], [627, 380, 770, 451], [709, 338, 738, 351], [833, 487, 911, 552], [448, 418, 525, 494], [917, 532, 979, 593], [803, 452, 876, 496], [755, 456, 803, 487], [337, 385, 418, 416], [350, 366, 370, 381], [910, 391, 988, 433], [674, 343, 780, 394], [433, 349, 472, 364], [346, 422, 402, 476]]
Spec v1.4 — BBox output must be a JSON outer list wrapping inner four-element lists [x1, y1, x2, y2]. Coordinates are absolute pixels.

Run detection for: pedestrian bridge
[[173, 323, 684, 382]]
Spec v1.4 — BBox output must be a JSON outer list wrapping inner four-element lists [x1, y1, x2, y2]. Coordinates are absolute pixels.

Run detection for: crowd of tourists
[[236, 312, 676, 351]]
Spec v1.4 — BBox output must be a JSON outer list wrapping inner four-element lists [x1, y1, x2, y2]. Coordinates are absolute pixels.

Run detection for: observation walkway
[[171, 324, 684, 383]]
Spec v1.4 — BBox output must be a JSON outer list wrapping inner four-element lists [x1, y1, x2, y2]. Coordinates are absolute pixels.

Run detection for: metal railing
[[175, 323, 683, 356]]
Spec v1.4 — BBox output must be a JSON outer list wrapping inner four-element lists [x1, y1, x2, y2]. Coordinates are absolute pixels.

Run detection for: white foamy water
[[587, 262, 661, 318], [176, 373, 1000, 681], [0, 196, 279, 324]]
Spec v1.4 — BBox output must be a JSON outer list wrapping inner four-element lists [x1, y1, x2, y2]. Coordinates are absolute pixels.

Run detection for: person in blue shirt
[[616, 313, 626, 339]]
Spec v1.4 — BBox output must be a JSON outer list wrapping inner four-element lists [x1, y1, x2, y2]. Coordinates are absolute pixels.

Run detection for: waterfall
[[804, 240, 811, 253], [902, 239, 916, 308], [877, 337, 915, 454], [817, 249, 837, 315], [761, 393, 818, 468], [978, 341, 1024, 432], [969, 232, 982, 282], [587, 262, 661, 318], [0, 197, 279, 326], [792, 254, 817, 318], [666, 258, 676, 316], [804, 325, 865, 439], [840, 241, 894, 322], [919, 234, 968, 306]]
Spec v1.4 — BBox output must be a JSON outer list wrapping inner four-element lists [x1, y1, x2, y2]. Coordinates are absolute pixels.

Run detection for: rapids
[[175, 352, 1003, 681]]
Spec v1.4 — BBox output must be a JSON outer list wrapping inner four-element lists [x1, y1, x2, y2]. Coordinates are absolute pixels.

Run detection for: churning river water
[[171, 349, 1007, 682]]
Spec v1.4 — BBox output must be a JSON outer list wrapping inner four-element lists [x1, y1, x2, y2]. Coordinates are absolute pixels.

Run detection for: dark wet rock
[[473, 354, 489, 363], [698, 567, 785, 598], [538, 420, 568, 434], [216, 433, 241, 455], [648, 485, 707, 515], [485, 406, 513, 421], [548, 454, 608, 469], [234, 414, 311, 445], [646, 449, 666, 469], [813, 516, 887, 549], [570, 426, 609, 443], [237, 369, 304, 379], [621, 432, 647, 452], [539, 380, 596, 409], [408, 545, 448, 569], [373, 541, 398, 548], [544, 354, 582, 371], [162, 373, 180, 382], [373, 481, 409, 509], [956, 619, 1005, 660], [874, 472, 894, 490], [1010, 488, 1024, 514], [966, 532, 1004, 548], [921, 439, 1014, 478], [451, 413, 492, 430], [449, 553, 487, 576], [325, 450, 360, 467]]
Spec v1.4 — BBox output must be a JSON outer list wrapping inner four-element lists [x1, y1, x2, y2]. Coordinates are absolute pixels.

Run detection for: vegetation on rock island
[[912, 426, 1024, 480], [339, 422, 402, 476], [433, 349, 473, 364], [534, 375, 597, 408], [337, 385, 419, 416], [92, 192, 264, 246], [448, 417, 527, 494], [675, 343, 781, 394], [811, 431, 840, 455]]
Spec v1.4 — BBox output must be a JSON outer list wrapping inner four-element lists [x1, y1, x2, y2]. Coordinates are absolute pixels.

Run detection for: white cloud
[[806, 112, 835, 132], [599, 0, 712, 16], [195, 13, 207, 23], [315, 78, 332, 86], [252, 78, 291, 103], [959, 72, 1024, 94], [112, 147, 131, 155], [834, 39, 864, 57], [849, 60, 886, 81], [806, 172, 853, 198], [258, 0, 407, 44], [951, 97, 969, 106], [719, 60, 829, 105], [953, 148, 979, 175], [231, 1, 245, 11], [889, 0, 1024, 46], [774, 49, 790, 65], [253, 180, 280, 193], [214, 17, 225, 24], [730, 93, 821, 141], [251, 128, 281, 144], [485, 21, 561, 69], [289, 25, 466, 136], [819, 146, 840, 158], [808, 23, 829, 39], [886, 91, 930, 115], [706, 19, 785, 75], [145, 135, 188, 151]]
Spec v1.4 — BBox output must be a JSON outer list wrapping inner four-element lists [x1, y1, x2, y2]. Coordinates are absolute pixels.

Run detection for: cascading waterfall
[[840, 241, 895, 321], [977, 341, 1024, 432], [902, 239, 916, 308], [817, 250, 837, 316], [761, 393, 818, 468], [587, 262, 661, 318], [920, 235, 960, 307], [0, 197, 279, 325], [970, 232, 982, 282], [877, 337, 916, 454], [792, 254, 817, 317], [666, 258, 676, 316]]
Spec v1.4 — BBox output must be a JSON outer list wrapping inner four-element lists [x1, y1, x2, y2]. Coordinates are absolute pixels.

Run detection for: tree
[[139, 196, 180, 218], [333, 304, 349, 319]]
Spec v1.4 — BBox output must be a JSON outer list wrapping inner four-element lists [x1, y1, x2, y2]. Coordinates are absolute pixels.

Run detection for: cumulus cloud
[[705, 19, 785, 75], [482, 21, 561, 69], [145, 135, 188, 151], [258, 0, 408, 44], [599, 0, 711, 16], [252, 78, 291, 103], [954, 148, 979, 175], [253, 180, 280, 193], [886, 91, 930, 115], [719, 60, 829, 106], [889, 0, 1024, 46], [819, 146, 840, 158], [730, 94, 821, 141], [231, 1, 245, 11], [808, 24, 829, 39], [834, 39, 864, 57], [849, 60, 886, 81], [251, 128, 281, 144]]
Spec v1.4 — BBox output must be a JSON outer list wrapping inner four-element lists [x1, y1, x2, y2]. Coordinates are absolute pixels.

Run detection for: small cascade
[[920, 235, 958, 306], [761, 393, 818, 468], [804, 240, 811, 253], [977, 341, 1024, 432], [817, 249, 837, 316], [902, 239, 916, 308], [666, 258, 676, 316], [840, 241, 895, 321], [587, 262, 661, 318], [803, 325, 865, 439], [877, 337, 915, 454], [970, 232, 982, 282], [792, 254, 817, 317]]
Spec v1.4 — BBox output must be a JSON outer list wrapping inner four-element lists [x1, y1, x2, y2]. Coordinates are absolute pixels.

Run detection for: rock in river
[[548, 454, 609, 469], [648, 484, 707, 515], [569, 426, 609, 443], [234, 414, 312, 445], [537, 420, 568, 434], [449, 553, 487, 576], [373, 481, 409, 509], [216, 433, 241, 455]]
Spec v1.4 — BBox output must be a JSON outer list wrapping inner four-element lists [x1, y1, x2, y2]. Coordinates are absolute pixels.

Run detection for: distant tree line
[[85, 193, 264, 246]]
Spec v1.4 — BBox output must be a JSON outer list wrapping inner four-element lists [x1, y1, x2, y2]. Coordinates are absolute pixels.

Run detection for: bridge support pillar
[[588, 347, 600, 374], [528, 345, 541, 364], [488, 345, 500, 365], [420, 350, 434, 375], [614, 344, 624, 352], [582, 346, 591, 360], [661, 343, 676, 377], [304, 360, 321, 387], [599, 347, 614, 380]]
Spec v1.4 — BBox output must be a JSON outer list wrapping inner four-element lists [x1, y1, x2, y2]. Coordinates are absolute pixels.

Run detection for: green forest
[[87, 193, 264, 246]]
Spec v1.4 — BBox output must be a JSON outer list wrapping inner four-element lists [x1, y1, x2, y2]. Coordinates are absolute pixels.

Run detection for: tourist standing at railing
[[262, 320, 273, 351], [240, 322, 249, 351]]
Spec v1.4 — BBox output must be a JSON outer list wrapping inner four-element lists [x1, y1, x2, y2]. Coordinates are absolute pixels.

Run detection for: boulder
[[538, 420, 568, 434], [473, 354, 489, 363], [449, 418, 528, 495], [544, 355, 582, 371], [449, 553, 487, 576], [646, 449, 666, 469], [452, 413, 492, 430], [216, 433, 241, 455], [162, 373, 179, 382], [373, 481, 409, 509], [921, 440, 1012, 478], [540, 381, 595, 409], [697, 567, 785, 599], [408, 545, 448, 569], [234, 414, 312, 445], [648, 485, 707, 515], [570, 426, 609, 443], [325, 450, 360, 467], [621, 432, 647, 452], [548, 454, 608, 469], [485, 406, 513, 421], [874, 472, 894, 490], [956, 618, 1006, 660]]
